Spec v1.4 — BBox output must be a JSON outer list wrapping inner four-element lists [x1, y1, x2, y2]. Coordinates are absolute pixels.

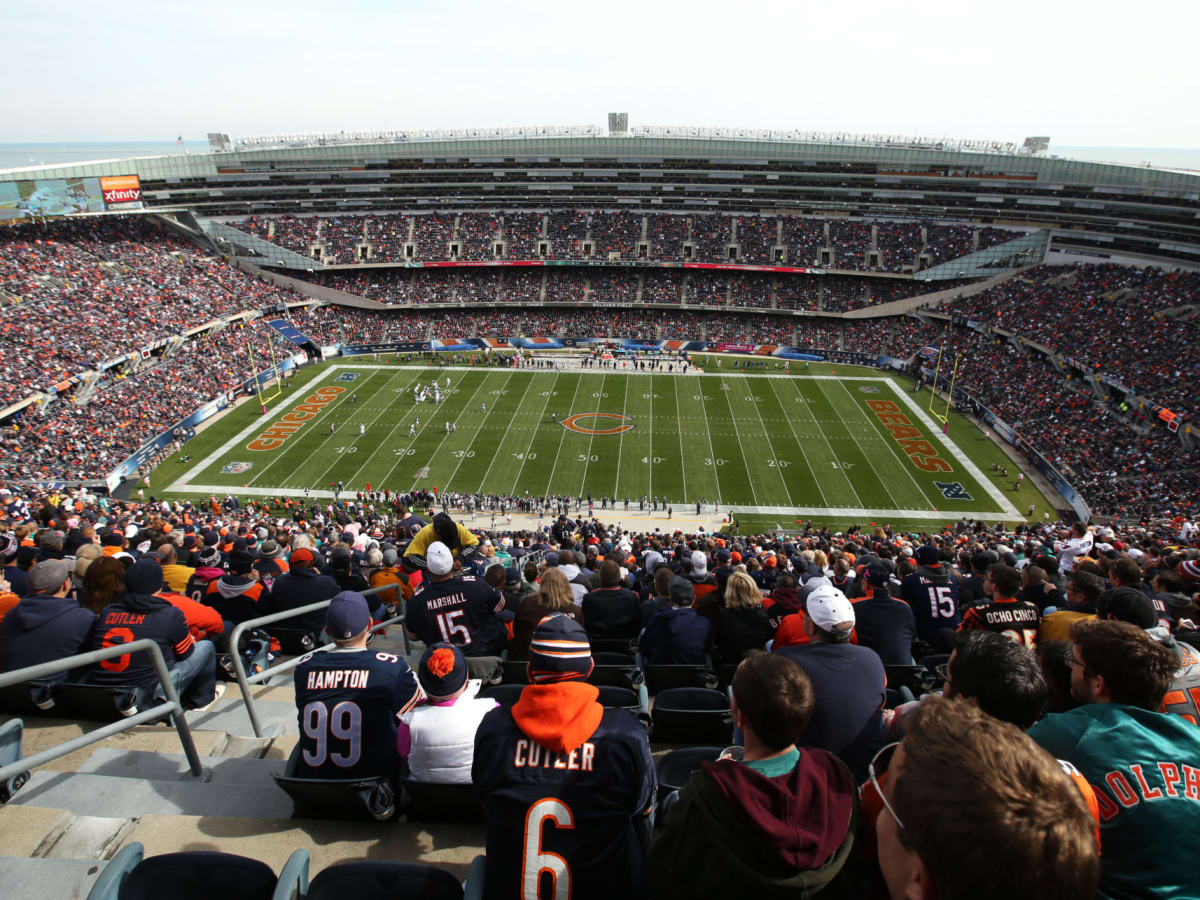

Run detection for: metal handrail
[[0, 638, 204, 782], [229, 584, 409, 738]]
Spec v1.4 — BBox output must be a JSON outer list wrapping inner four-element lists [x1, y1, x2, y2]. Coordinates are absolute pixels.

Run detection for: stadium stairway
[[0, 645, 486, 899]]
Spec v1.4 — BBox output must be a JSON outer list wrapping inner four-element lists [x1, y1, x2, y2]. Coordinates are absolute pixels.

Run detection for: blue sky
[[6, 0, 1197, 146]]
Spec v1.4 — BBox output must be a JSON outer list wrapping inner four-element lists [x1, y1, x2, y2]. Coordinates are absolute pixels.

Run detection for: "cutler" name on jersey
[[513, 739, 596, 772], [306, 669, 369, 690]]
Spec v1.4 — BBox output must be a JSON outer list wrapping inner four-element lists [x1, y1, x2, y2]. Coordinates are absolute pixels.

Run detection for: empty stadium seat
[[0, 718, 29, 803], [884, 665, 926, 696], [588, 638, 638, 655], [499, 659, 529, 685], [272, 745, 397, 821], [649, 688, 733, 745], [642, 664, 719, 694], [586, 660, 644, 692], [265, 627, 317, 656], [477, 684, 524, 707], [654, 746, 724, 803], [591, 651, 636, 666], [86, 842, 309, 900]]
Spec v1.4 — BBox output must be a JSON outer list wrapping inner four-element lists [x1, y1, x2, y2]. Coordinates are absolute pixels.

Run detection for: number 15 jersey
[[406, 575, 509, 657], [293, 647, 421, 779]]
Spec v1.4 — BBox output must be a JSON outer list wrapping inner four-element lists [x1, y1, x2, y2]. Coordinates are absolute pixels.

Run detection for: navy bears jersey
[[407, 575, 509, 657], [901, 567, 962, 642], [472, 706, 655, 900], [87, 601, 193, 694], [293, 647, 421, 779]]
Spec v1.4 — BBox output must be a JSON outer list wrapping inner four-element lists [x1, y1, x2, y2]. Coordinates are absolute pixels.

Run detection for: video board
[[0, 174, 142, 220]]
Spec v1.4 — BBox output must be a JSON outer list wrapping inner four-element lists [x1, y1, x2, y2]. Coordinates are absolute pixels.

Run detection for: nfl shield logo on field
[[221, 461, 253, 474]]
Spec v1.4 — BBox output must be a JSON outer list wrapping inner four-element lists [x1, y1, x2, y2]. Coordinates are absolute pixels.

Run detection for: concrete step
[[0, 856, 103, 900], [10, 721, 240, 773], [185, 698, 298, 737], [9, 770, 294, 819], [77, 748, 283, 787]]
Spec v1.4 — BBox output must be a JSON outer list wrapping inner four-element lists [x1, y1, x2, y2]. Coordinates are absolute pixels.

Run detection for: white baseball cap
[[427, 541, 454, 575], [806, 584, 855, 632]]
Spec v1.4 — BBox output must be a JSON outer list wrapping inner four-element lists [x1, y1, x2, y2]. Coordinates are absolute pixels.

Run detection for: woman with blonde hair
[[507, 567, 584, 660], [714, 570, 770, 664]]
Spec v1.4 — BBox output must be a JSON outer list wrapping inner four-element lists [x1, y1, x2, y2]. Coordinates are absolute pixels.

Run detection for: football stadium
[[1, 6, 1199, 896]]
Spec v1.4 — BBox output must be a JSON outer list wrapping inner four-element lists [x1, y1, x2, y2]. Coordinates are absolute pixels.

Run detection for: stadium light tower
[[608, 113, 629, 137]]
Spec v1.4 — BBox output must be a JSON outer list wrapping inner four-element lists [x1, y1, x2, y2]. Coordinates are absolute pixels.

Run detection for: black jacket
[[1, 593, 95, 684], [268, 567, 342, 636]]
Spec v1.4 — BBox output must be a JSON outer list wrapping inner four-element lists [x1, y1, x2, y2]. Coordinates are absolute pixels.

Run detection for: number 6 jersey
[[472, 682, 656, 900], [293, 647, 422, 779]]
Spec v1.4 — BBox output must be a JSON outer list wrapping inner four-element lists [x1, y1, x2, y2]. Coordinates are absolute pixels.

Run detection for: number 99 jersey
[[293, 648, 422, 779]]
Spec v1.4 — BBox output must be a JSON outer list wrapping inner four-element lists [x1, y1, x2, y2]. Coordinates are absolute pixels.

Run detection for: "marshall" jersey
[[407, 576, 509, 656], [958, 597, 1041, 649], [473, 705, 655, 899], [293, 647, 421, 779]]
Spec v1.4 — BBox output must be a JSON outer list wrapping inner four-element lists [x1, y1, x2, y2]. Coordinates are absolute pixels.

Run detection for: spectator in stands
[[1029, 620, 1200, 898], [403, 513, 481, 573], [0, 559, 95, 686], [1017, 564, 1061, 613], [204, 549, 268, 630], [581, 559, 640, 641], [639, 573, 711, 665], [1039, 570, 1102, 643], [292, 592, 421, 791], [184, 545, 225, 606], [900, 545, 961, 650], [368, 547, 409, 613], [712, 570, 771, 664], [852, 561, 918, 665], [473, 615, 655, 899], [397, 643, 498, 784], [646, 651, 862, 898], [957, 564, 1041, 648], [639, 565, 674, 627], [773, 583, 887, 781], [508, 567, 583, 660], [874, 697, 1099, 900], [79, 556, 127, 614], [267, 547, 340, 644], [156, 543, 194, 596], [942, 630, 1048, 729], [84, 559, 220, 711]]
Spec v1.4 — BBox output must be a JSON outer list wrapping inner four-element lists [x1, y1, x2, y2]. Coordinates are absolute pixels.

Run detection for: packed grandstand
[[0, 131, 1197, 898]]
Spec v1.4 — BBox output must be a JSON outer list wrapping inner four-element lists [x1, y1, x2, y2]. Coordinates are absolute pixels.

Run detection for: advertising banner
[[99, 175, 143, 209]]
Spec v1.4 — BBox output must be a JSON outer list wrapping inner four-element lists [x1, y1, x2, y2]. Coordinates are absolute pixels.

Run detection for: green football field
[[151, 360, 1041, 528]]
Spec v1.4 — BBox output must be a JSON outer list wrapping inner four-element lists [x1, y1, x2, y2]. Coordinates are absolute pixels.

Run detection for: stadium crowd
[[237, 211, 1013, 275], [0, 487, 1197, 897]]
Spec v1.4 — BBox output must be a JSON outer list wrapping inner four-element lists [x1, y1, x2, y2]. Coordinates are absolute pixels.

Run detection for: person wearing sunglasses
[[872, 696, 1099, 900], [1028, 619, 1200, 899]]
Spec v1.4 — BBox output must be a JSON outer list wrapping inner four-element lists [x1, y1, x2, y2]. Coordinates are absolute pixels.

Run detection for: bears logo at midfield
[[560, 413, 635, 435]]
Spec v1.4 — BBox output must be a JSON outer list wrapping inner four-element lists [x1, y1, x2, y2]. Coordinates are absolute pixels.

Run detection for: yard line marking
[[781, 377, 863, 508], [764, 376, 828, 507], [692, 375, 723, 506], [578, 373, 609, 497], [385, 370, 499, 490], [647, 378, 654, 499], [613, 375, 630, 501], [671, 376, 689, 504], [543, 373, 586, 496], [253, 368, 414, 489], [829, 379, 932, 511], [344, 371, 445, 487], [740, 375, 795, 508], [716, 376, 761, 506], [886, 380, 1022, 516], [414, 370, 515, 493], [509, 371, 562, 495], [473, 371, 536, 492]]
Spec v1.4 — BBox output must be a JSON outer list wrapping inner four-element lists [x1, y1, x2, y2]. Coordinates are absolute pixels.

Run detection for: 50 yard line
[[542, 374, 586, 496], [473, 371, 536, 492], [509, 371, 561, 496]]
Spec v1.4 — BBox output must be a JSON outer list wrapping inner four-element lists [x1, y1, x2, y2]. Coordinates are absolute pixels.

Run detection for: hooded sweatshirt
[[763, 585, 803, 634], [205, 574, 267, 626], [86, 593, 194, 693], [0, 593, 96, 684], [645, 750, 862, 900]]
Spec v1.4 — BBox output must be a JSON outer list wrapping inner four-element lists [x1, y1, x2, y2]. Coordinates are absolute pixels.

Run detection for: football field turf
[[156, 361, 1031, 526]]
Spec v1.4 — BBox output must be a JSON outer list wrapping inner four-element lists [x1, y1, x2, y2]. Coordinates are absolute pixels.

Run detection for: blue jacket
[[639, 607, 711, 665], [1, 593, 96, 684], [267, 567, 342, 636]]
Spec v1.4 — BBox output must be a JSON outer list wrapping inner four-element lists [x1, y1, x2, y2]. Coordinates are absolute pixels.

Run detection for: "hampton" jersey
[[293, 647, 421, 779]]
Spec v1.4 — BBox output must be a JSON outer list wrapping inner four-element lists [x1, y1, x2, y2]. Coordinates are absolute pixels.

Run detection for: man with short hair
[[473, 615, 655, 900], [645, 651, 861, 898], [1039, 570, 1102, 643], [1054, 522, 1094, 575], [267, 547, 342, 641], [957, 564, 1040, 649], [1, 559, 95, 686], [1028, 619, 1200, 898], [875, 697, 1099, 900], [943, 630, 1047, 729], [405, 542, 511, 661], [853, 561, 917, 666], [293, 592, 421, 787], [156, 543, 195, 595], [773, 584, 887, 782], [582, 559, 640, 640], [639, 574, 711, 665]]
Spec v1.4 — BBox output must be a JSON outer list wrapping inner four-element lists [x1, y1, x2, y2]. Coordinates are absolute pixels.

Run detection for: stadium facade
[[3, 126, 1199, 268]]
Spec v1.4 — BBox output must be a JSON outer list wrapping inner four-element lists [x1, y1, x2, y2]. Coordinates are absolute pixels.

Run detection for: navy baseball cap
[[326, 591, 371, 640]]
